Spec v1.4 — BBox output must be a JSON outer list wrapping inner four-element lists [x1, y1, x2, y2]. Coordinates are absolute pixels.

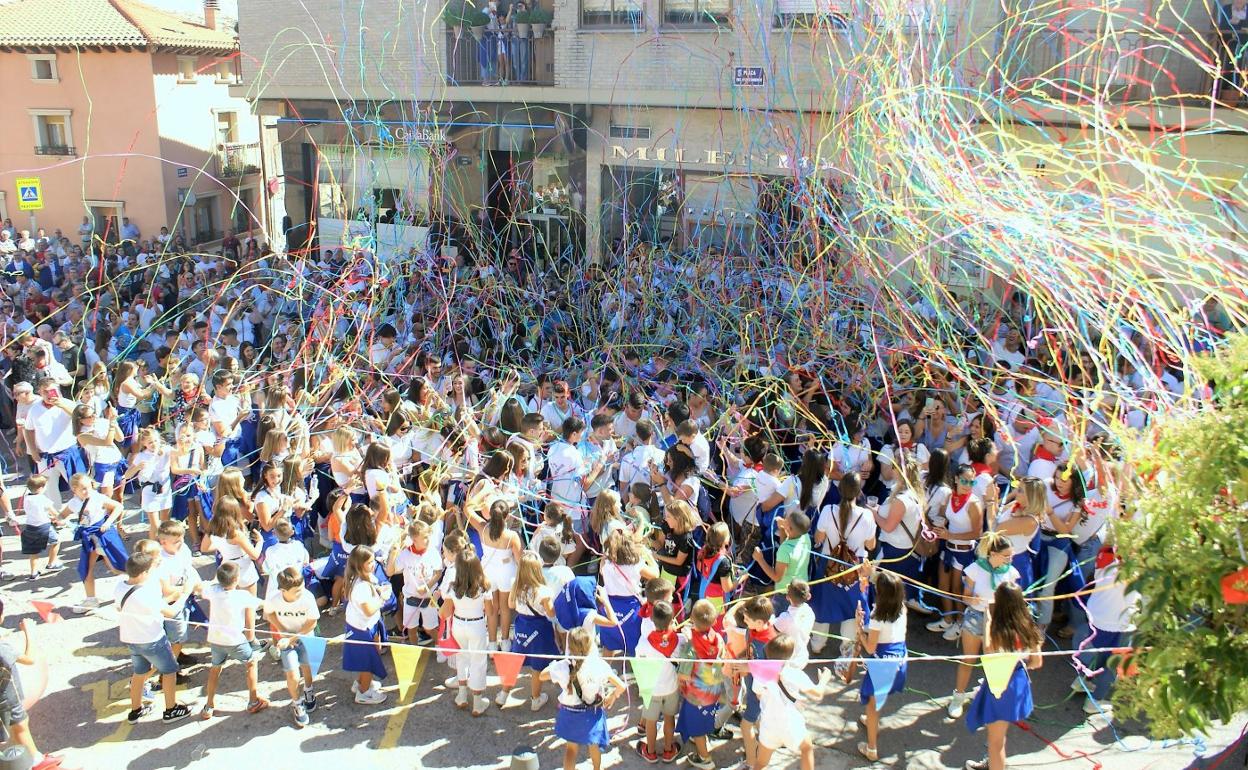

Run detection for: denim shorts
[[210, 642, 256, 667], [163, 607, 190, 645], [962, 608, 986, 638], [279, 639, 311, 672], [129, 638, 179, 676]]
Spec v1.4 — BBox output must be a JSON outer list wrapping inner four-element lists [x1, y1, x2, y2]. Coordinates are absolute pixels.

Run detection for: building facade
[[0, 0, 273, 249], [235, 0, 1246, 269]]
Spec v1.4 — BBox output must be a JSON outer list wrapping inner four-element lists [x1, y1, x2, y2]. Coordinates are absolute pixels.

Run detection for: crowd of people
[[0, 214, 1212, 770]]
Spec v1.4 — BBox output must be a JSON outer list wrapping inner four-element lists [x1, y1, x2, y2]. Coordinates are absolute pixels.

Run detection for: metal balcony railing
[[35, 145, 75, 156], [445, 29, 554, 86], [216, 141, 261, 178]]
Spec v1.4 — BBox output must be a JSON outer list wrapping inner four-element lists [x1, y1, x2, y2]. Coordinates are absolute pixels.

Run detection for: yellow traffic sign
[[16, 177, 42, 211]]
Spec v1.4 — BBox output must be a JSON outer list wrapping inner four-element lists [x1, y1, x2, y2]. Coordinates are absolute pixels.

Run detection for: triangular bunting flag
[[300, 635, 328, 678], [981, 652, 1023, 698], [437, 620, 459, 658], [392, 644, 423, 701], [865, 658, 902, 709], [492, 651, 525, 689], [629, 657, 663, 709], [747, 659, 784, 684], [31, 601, 62, 624]]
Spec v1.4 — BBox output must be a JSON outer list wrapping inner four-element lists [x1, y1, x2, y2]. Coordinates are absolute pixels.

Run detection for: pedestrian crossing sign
[[15, 177, 42, 211]]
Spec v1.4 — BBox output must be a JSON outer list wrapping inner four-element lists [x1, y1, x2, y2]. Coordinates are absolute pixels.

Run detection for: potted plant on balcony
[[513, 8, 531, 38], [466, 6, 490, 40], [529, 7, 552, 37], [442, 1, 469, 39]]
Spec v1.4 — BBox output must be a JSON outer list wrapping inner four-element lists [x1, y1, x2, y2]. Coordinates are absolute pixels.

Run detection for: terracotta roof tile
[[0, 0, 235, 50]]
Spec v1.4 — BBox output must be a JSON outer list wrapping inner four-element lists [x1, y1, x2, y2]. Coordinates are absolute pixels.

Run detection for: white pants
[[453, 618, 489, 691]]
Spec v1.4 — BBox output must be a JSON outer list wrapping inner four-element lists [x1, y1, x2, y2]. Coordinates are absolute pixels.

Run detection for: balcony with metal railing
[[216, 141, 261, 178], [444, 29, 554, 86]]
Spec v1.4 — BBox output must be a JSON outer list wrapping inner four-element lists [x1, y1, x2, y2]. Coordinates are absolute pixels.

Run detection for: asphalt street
[[2, 509, 1244, 770]]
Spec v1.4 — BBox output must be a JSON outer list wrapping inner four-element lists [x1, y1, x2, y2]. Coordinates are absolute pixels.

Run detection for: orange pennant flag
[[492, 651, 525, 689], [30, 601, 62, 624]]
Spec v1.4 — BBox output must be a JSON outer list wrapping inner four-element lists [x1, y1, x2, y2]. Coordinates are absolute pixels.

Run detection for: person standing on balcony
[[1217, 0, 1248, 104], [508, 0, 531, 83], [120, 218, 140, 257]]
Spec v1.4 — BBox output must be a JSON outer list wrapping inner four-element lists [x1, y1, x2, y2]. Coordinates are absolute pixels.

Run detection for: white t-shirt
[[21, 493, 54, 527], [151, 544, 198, 610], [634, 633, 680, 697], [115, 579, 167, 645], [868, 608, 908, 645], [774, 603, 815, 668], [728, 466, 760, 526], [70, 491, 112, 527], [619, 444, 664, 493], [961, 561, 1020, 612], [204, 583, 264, 646], [394, 547, 441, 599], [547, 441, 588, 518], [547, 654, 616, 707], [346, 579, 386, 629], [25, 401, 75, 454], [263, 541, 310, 600], [1084, 559, 1139, 633], [209, 395, 243, 439], [815, 504, 877, 558], [264, 589, 321, 634], [753, 666, 817, 734]]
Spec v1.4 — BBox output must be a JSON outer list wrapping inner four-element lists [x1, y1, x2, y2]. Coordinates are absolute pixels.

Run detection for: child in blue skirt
[[341, 544, 393, 705], [675, 599, 727, 770], [542, 626, 626, 770], [964, 583, 1043, 770], [501, 552, 558, 710], [856, 571, 908, 762]]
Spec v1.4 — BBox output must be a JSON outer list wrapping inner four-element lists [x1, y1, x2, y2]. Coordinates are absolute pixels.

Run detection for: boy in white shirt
[[386, 520, 442, 646], [114, 550, 193, 725], [752, 635, 834, 770], [18, 475, 63, 579], [152, 520, 200, 661], [201, 561, 267, 719], [263, 518, 310, 602], [633, 601, 682, 763], [773, 581, 815, 669], [264, 567, 321, 728]]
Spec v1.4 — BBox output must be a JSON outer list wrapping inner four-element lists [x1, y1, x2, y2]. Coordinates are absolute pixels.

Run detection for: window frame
[[177, 55, 198, 83], [214, 59, 237, 84], [28, 108, 74, 155], [580, 0, 645, 29], [661, 0, 731, 28], [192, 194, 220, 242], [771, 0, 850, 29], [27, 54, 58, 83]]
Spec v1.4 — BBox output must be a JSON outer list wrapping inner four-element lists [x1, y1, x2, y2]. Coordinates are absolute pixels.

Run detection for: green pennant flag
[[630, 657, 663, 709]]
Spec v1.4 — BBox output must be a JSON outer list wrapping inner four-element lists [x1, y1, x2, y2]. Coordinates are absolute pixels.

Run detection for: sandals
[[200, 705, 215, 720]]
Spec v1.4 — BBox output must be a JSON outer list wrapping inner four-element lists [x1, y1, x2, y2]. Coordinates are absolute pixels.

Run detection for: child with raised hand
[[752, 510, 812, 616], [855, 572, 908, 762], [503, 551, 558, 711], [634, 600, 683, 764], [963, 583, 1043, 770], [676, 599, 728, 770], [18, 475, 63, 579], [542, 626, 627, 770], [752, 634, 835, 770], [264, 566, 321, 728], [341, 544, 392, 706], [386, 519, 442, 646], [200, 561, 267, 719]]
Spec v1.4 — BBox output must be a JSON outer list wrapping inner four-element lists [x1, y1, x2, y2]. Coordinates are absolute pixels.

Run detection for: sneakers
[[415, 630, 434, 646], [499, 639, 512, 653], [471, 695, 489, 716], [292, 701, 310, 728], [246, 697, 270, 714], [925, 617, 952, 633], [685, 753, 716, 770], [942, 621, 964, 641], [708, 726, 734, 741], [636, 742, 659, 764], [73, 597, 101, 614], [355, 686, 387, 705], [43, 561, 64, 574], [965, 759, 990, 770], [141, 682, 156, 702], [495, 689, 509, 707], [443, 674, 460, 689], [162, 704, 192, 723], [455, 686, 470, 709], [660, 743, 682, 763], [905, 598, 935, 616], [947, 691, 970, 719], [529, 692, 549, 712], [857, 742, 879, 761], [303, 687, 317, 713], [126, 705, 151, 724]]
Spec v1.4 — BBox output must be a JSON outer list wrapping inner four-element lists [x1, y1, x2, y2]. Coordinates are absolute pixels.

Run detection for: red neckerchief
[[972, 462, 992, 476], [899, 441, 915, 450], [1095, 545, 1118, 570], [689, 628, 722, 659], [639, 602, 654, 619], [648, 629, 679, 658], [1054, 489, 1071, 501], [409, 546, 426, 555], [950, 492, 971, 511], [748, 625, 777, 647], [1034, 446, 1058, 462]]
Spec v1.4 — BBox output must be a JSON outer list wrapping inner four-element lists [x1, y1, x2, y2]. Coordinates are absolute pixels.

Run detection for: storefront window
[[680, 173, 757, 254], [663, 0, 730, 27], [316, 144, 431, 225], [582, 0, 643, 27]]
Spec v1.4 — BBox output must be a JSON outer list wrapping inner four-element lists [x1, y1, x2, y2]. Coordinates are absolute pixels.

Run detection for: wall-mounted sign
[[733, 67, 764, 87]]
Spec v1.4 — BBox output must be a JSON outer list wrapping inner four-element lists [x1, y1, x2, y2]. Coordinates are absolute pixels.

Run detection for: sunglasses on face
[[957, 477, 973, 486]]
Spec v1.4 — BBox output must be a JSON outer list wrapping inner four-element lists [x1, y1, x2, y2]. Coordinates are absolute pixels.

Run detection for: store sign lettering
[[610, 145, 834, 171]]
